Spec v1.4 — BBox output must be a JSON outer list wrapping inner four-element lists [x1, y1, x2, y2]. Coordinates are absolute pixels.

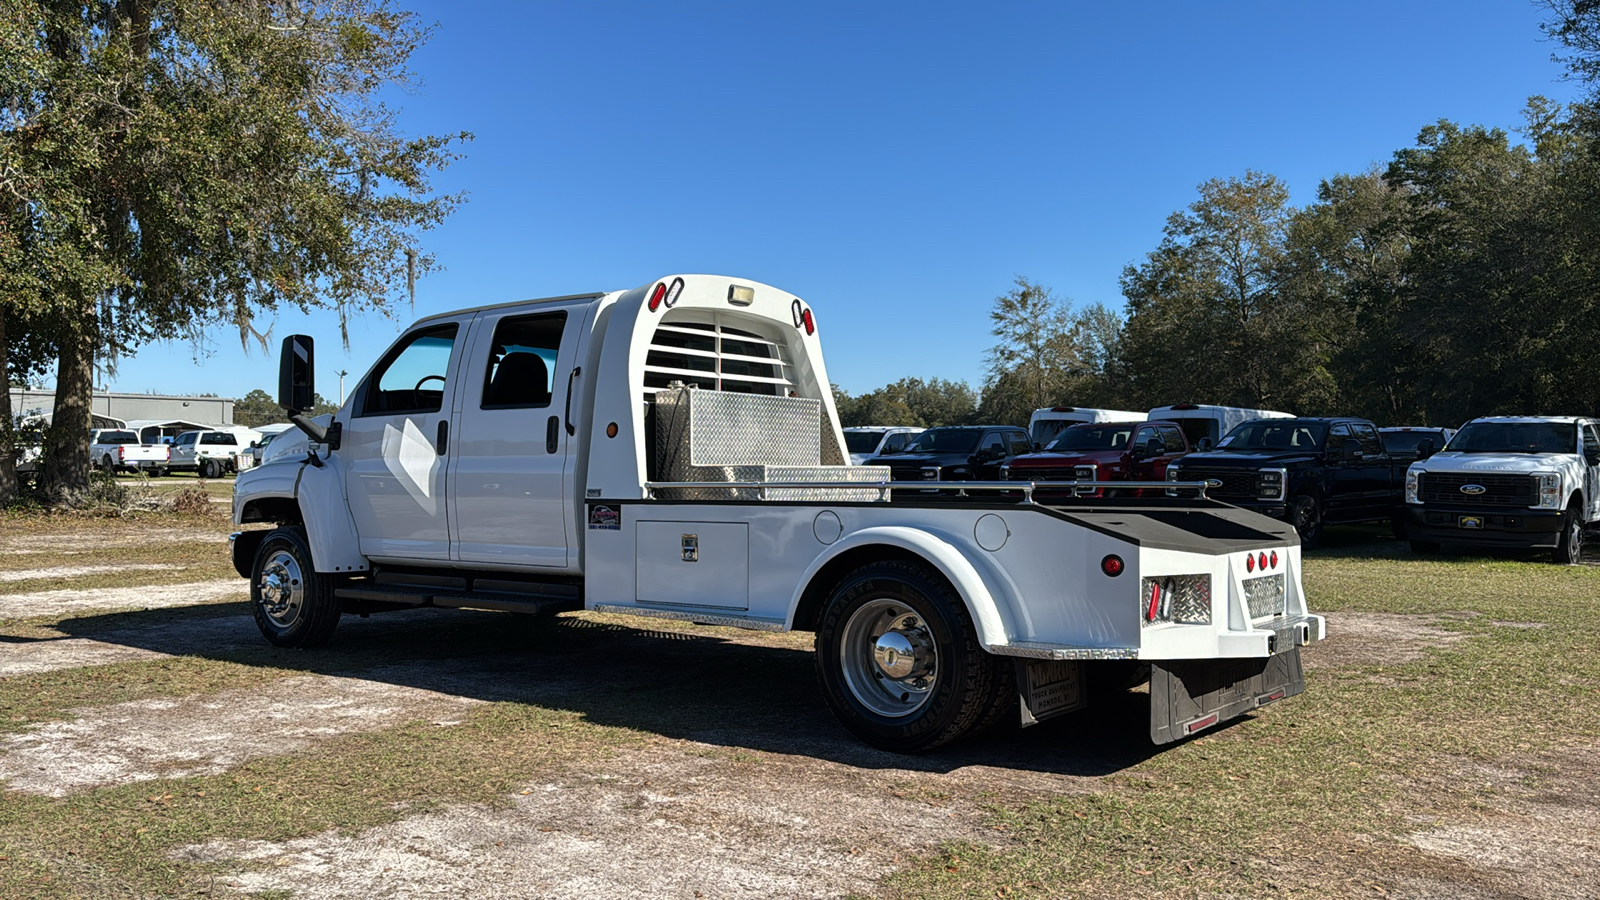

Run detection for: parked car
[[89, 428, 171, 476], [1148, 404, 1295, 451], [244, 423, 296, 467], [1379, 426, 1457, 461], [842, 426, 924, 466], [1404, 416, 1600, 563], [870, 425, 1032, 490], [1027, 406, 1148, 450], [1167, 416, 1406, 548], [1002, 419, 1190, 498], [168, 429, 252, 478]]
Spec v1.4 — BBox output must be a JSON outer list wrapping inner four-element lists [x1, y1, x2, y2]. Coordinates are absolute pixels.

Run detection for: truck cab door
[[447, 305, 585, 569], [342, 319, 467, 561], [1584, 423, 1600, 522]]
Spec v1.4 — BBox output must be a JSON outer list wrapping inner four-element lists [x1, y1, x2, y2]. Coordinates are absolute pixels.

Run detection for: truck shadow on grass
[[41, 602, 1174, 778]]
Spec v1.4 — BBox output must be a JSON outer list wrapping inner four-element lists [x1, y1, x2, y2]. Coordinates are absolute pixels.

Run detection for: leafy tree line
[[848, 5, 1600, 432], [0, 0, 467, 506]]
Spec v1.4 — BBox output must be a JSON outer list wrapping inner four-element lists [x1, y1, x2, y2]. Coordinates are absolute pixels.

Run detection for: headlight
[[1405, 468, 1421, 503], [1537, 473, 1562, 509], [1165, 465, 1180, 497], [1258, 468, 1286, 500]]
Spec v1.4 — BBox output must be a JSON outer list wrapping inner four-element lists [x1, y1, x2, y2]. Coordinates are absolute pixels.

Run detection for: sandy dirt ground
[[0, 579, 244, 620]]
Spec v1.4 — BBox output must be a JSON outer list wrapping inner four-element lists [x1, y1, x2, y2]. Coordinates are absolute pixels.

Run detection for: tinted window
[[1048, 425, 1133, 451], [97, 431, 138, 444], [176, 433, 196, 445], [482, 313, 565, 409], [844, 431, 887, 454], [884, 432, 912, 452], [1218, 420, 1325, 451], [365, 324, 459, 416], [1007, 432, 1031, 456], [200, 432, 237, 445], [1353, 424, 1383, 456], [981, 433, 1007, 456], [1133, 426, 1159, 450], [1449, 422, 1576, 454], [1584, 424, 1599, 457], [1029, 419, 1073, 446], [1381, 430, 1437, 456], [1160, 426, 1185, 453], [906, 428, 981, 454]]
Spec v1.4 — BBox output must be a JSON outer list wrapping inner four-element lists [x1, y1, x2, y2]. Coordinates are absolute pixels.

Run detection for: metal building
[[10, 389, 235, 427]]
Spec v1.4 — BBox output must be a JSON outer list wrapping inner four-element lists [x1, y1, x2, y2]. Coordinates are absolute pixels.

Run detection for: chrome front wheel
[[250, 527, 341, 648], [256, 549, 305, 629]]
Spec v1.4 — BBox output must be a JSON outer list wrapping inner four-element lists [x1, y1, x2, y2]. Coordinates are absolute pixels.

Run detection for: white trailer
[[231, 275, 1322, 752]]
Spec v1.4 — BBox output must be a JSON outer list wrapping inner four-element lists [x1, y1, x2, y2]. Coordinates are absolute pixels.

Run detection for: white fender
[[293, 460, 368, 573], [787, 525, 1018, 648]]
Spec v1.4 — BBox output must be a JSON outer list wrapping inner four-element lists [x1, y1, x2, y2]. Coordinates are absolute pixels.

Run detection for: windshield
[[844, 431, 886, 453], [1048, 425, 1133, 452], [97, 431, 138, 444], [1216, 420, 1326, 451], [905, 429, 981, 454], [1447, 422, 1575, 454]]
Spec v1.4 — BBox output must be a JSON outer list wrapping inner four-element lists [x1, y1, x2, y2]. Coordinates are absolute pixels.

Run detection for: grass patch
[[881, 539, 1600, 898]]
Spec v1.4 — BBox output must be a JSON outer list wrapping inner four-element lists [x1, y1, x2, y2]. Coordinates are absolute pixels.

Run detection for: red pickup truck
[[1001, 419, 1190, 496]]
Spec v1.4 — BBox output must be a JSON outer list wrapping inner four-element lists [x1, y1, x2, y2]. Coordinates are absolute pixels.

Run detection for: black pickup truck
[[1166, 417, 1406, 548]]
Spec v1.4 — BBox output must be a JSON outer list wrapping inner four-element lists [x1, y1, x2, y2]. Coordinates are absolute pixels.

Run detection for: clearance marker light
[[1246, 553, 1255, 573], [1270, 550, 1279, 569], [1101, 554, 1124, 577], [1146, 580, 1162, 622], [1258, 552, 1268, 571], [647, 282, 666, 312], [663, 277, 685, 308], [728, 284, 755, 306], [791, 298, 805, 327], [802, 308, 815, 335]]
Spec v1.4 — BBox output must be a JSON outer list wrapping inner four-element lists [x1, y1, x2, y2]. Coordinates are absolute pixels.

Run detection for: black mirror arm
[[287, 414, 340, 452]]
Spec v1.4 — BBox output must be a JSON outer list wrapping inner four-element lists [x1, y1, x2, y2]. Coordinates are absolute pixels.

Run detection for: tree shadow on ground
[[37, 603, 1198, 778]]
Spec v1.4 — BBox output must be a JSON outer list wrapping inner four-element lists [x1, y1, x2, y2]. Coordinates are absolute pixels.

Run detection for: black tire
[[814, 559, 1009, 752], [250, 527, 341, 648], [1289, 494, 1323, 550], [1552, 503, 1585, 565], [1389, 513, 1408, 541], [1410, 539, 1442, 555], [101, 455, 116, 475]]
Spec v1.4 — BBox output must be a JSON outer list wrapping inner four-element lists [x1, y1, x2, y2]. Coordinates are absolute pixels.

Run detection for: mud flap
[[1150, 649, 1303, 745]]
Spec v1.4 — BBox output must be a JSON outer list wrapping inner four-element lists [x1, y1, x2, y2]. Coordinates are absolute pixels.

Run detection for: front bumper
[[1406, 504, 1564, 548]]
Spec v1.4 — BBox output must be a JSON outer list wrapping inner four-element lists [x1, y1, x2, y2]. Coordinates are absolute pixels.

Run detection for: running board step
[[335, 585, 580, 616]]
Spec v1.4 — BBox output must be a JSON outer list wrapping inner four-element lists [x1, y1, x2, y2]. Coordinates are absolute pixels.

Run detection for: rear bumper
[[1406, 504, 1563, 548]]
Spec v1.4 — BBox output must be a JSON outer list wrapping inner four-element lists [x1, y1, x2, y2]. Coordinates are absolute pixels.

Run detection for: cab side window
[[1353, 424, 1384, 457], [482, 312, 566, 409], [1584, 423, 1599, 459], [1133, 426, 1159, 450], [363, 324, 460, 416], [884, 432, 910, 452], [1007, 432, 1031, 457], [1160, 425, 1185, 453], [983, 432, 1008, 457]]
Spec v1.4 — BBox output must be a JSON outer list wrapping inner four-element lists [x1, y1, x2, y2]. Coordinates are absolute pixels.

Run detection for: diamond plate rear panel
[[654, 465, 889, 501], [1244, 574, 1286, 618], [655, 386, 820, 469], [1141, 575, 1212, 626]]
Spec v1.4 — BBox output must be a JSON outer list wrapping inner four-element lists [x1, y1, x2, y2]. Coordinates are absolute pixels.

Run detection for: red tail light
[[1146, 580, 1162, 622], [1258, 552, 1268, 571], [801, 308, 815, 335], [647, 282, 666, 312], [1101, 554, 1124, 577], [117, 446, 125, 462], [1270, 550, 1279, 569], [1245, 553, 1255, 573]]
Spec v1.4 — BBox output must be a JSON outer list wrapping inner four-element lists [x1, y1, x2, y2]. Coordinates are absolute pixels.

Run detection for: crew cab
[[1404, 416, 1600, 564], [90, 429, 171, 476], [843, 426, 924, 465], [1167, 417, 1405, 548], [1002, 420, 1189, 498], [230, 274, 1322, 753], [169, 429, 252, 478], [871, 425, 1031, 488]]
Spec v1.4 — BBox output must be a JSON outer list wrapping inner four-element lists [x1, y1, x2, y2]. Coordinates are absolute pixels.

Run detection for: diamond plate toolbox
[[1243, 574, 1286, 619]]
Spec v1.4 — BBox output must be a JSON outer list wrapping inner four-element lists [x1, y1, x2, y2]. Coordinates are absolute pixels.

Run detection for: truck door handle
[[564, 366, 581, 436], [436, 420, 448, 456], [546, 416, 559, 454]]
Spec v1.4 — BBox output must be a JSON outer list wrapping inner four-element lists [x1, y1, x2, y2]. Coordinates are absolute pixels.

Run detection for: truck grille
[[1175, 467, 1257, 499], [1243, 574, 1285, 619], [1419, 472, 1535, 507], [1011, 467, 1078, 482]]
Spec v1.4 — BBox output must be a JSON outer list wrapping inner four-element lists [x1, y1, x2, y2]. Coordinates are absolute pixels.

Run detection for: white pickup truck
[[90, 429, 171, 475], [169, 429, 251, 478], [1404, 416, 1600, 563], [230, 274, 1323, 752]]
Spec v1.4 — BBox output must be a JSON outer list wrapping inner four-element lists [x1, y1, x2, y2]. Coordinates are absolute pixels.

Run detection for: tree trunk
[[0, 304, 14, 506], [39, 319, 96, 507]]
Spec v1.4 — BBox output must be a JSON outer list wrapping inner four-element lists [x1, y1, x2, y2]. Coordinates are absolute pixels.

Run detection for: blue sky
[[94, 0, 1580, 405]]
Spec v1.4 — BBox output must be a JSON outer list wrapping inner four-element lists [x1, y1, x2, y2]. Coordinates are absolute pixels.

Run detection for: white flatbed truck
[[230, 274, 1324, 752]]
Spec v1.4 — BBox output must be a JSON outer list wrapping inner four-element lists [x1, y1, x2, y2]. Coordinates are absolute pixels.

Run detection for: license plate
[[1459, 515, 1484, 529]]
